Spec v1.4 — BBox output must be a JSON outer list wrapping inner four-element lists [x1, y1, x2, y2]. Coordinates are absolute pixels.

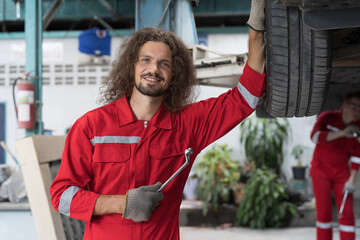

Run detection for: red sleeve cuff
[[351, 155, 360, 171], [70, 190, 100, 222], [351, 163, 360, 171], [318, 132, 328, 143], [239, 63, 266, 98]]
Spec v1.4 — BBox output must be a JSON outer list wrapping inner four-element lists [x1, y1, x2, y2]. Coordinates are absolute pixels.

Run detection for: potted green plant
[[192, 144, 241, 215], [235, 167, 296, 228], [239, 116, 290, 174], [291, 144, 308, 180]]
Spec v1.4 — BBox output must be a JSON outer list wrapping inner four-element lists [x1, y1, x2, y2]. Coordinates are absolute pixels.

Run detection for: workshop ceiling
[[1, 0, 359, 86], [0, 0, 251, 32]]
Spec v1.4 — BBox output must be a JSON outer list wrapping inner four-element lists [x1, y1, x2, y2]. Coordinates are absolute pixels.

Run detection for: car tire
[[264, 0, 332, 117], [256, 102, 274, 118]]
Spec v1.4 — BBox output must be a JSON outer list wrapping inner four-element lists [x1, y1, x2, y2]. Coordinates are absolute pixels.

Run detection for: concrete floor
[[0, 211, 37, 240], [0, 197, 358, 240], [181, 224, 360, 240], [1, 210, 360, 240], [181, 220, 359, 240], [180, 226, 318, 240]]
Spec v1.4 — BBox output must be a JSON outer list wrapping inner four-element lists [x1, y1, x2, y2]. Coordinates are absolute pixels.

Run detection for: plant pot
[[232, 183, 247, 206], [292, 166, 306, 180]]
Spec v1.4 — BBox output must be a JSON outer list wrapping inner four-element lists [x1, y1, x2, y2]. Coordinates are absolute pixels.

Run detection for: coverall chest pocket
[[92, 144, 131, 193], [150, 142, 187, 160], [150, 142, 189, 178], [150, 141, 190, 202]]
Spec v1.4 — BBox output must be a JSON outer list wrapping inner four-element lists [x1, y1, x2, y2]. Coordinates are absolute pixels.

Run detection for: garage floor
[[0, 211, 37, 240], [1, 198, 360, 240], [1, 210, 360, 240]]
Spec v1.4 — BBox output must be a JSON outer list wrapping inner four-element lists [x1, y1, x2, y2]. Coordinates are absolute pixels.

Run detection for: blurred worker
[[50, 1, 266, 239], [310, 91, 360, 240]]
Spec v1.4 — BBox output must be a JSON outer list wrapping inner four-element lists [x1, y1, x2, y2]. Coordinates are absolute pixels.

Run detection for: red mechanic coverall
[[50, 64, 265, 240], [310, 110, 360, 240]]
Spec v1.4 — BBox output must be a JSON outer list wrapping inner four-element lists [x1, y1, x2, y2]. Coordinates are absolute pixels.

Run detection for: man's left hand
[[343, 182, 357, 193], [247, 0, 266, 32], [344, 124, 360, 138]]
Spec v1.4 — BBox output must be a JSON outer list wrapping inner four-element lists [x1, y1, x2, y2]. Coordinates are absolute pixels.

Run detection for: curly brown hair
[[99, 27, 197, 112]]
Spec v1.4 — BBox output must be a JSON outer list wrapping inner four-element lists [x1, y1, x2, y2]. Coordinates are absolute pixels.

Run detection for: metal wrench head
[[157, 148, 193, 192], [185, 148, 193, 159]]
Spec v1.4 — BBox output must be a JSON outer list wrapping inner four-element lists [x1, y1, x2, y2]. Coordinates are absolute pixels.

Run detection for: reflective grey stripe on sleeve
[[351, 156, 360, 164], [90, 136, 141, 146], [339, 224, 355, 232], [237, 82, 264, 109], [312, 131, 321, 144], [326, 124, 340, 132], [59, 186, 80, 216], [316, 221, 332, 229]]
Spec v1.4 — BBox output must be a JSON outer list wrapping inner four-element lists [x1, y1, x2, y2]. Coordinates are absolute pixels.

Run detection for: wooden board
[[16, 135, 66, 240]]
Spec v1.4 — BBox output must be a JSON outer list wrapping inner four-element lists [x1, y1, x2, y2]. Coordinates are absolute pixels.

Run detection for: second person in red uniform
[[310, 91, 360, 240]]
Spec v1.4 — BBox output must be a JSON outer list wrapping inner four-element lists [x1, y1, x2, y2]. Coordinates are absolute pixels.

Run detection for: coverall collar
[[115, 95, 172, 130]]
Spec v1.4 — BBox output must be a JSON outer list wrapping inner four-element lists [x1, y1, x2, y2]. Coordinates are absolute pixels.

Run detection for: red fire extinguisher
[[13, 72, 37, 129]]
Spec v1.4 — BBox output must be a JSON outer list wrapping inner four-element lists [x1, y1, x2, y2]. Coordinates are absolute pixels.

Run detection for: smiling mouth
[[141, 73, 165, 83], [144, 76, 162, 82]]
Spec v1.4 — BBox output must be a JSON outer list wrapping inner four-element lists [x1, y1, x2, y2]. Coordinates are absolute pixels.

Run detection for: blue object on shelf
[[78, 28, 111, 56]]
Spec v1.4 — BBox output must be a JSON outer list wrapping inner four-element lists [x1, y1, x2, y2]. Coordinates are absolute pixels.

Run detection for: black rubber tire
[[255, 102, 274, 118], [264, 0, 332, 117]]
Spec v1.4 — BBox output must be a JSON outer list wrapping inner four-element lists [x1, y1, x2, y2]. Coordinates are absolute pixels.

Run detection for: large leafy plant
[[193, 144, 241, 215], [239, 116, 290, 173], [235, 167, 296, 228]]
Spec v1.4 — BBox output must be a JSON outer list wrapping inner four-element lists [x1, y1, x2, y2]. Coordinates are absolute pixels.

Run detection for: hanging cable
[[157, 0, 172, 28], [12, 77, 22, 120], [77, 0, 117, 35]]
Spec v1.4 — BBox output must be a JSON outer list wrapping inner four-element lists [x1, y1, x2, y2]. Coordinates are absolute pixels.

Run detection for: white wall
[[0, 33, 317, 183], [0, 37, 124, 166]]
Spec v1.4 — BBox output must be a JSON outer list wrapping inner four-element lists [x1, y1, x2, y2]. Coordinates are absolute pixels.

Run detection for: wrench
[[338, 190, 348, 219], [157, 148, 193, 192], [326, 124, 359, 138]]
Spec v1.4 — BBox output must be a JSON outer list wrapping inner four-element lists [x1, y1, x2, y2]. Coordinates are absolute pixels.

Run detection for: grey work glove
[[344, 124, 360, 138], [247, 0, 266, 32], [343, 182, 357, 193], [123, 182, 163, 222]]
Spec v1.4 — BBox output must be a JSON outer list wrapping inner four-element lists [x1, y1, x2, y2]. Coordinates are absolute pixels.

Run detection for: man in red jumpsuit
[[310, 91, 360, 240], [50, 1, 266, 239]]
